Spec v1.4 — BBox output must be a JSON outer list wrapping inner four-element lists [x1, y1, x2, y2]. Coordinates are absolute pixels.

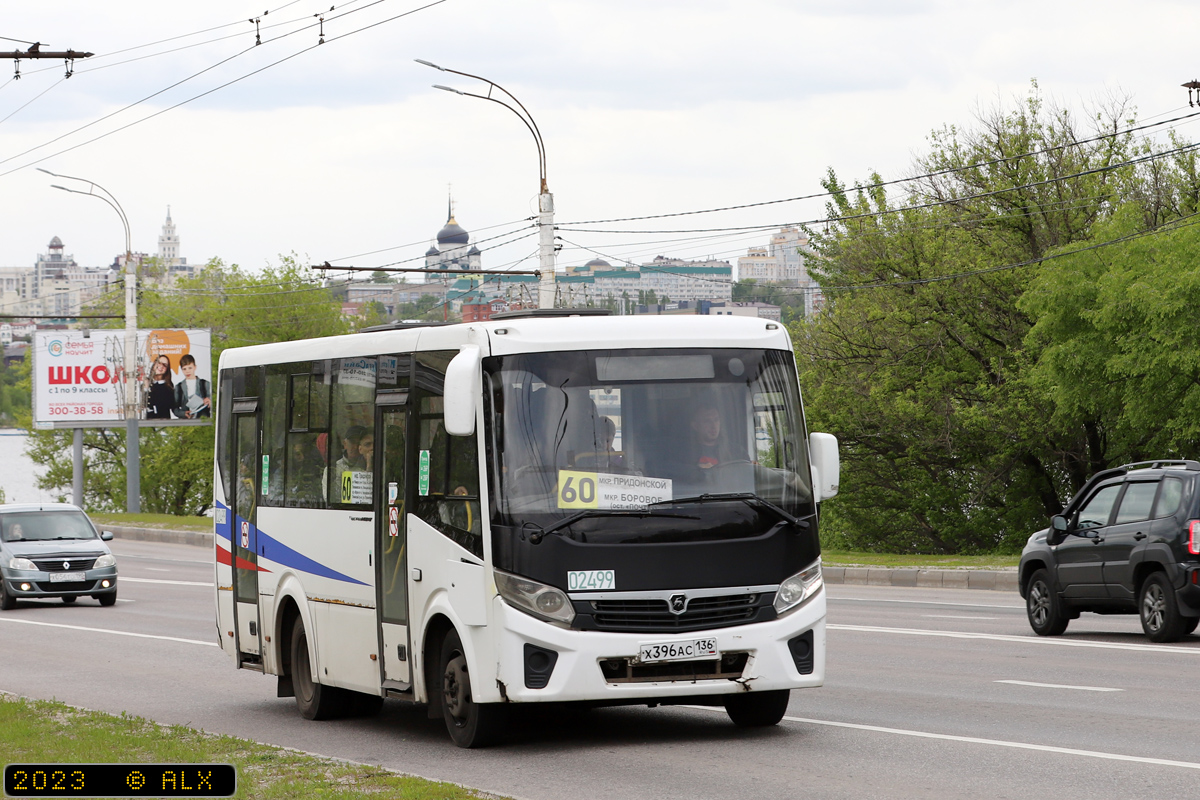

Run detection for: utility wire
[[0, 77, 63, 125], [1, 0, 444, 177], [558, 139, 1200, 237], [559, 109, 1200, 227]]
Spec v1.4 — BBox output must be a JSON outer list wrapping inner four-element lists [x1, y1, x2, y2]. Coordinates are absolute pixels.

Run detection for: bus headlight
[[9, 557, 35, 571], [94, 554, 116, 569], [494, 570, 576, 627], [774, 559, 823, 616]]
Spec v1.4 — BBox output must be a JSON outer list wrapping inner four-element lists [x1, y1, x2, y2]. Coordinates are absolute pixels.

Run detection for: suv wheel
[[1139, 573, 1186, 643], [1026, 569, 1069, 636]]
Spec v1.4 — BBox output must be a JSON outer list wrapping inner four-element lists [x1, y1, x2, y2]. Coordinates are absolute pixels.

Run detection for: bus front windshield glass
[[484, 348, 814, 540]]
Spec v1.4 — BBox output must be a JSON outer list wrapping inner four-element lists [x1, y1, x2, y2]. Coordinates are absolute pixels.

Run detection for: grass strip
[[822, 551, 1019, 569], [0, 695, 507, 800], [89, 512, 213, 533]]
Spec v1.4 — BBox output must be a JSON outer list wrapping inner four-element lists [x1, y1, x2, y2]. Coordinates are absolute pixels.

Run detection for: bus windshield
[[484, 347, 814, 540]]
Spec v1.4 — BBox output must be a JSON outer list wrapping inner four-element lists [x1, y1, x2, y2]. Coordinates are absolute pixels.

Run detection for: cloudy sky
[[2, 0, 1198, 282]]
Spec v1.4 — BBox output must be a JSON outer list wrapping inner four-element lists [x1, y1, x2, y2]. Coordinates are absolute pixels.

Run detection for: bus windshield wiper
[[530, 509, 700, 544], [649, 492, 812, 528]]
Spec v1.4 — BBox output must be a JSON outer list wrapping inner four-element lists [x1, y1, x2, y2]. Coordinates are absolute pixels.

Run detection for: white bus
[[212, 311, 839, 747]]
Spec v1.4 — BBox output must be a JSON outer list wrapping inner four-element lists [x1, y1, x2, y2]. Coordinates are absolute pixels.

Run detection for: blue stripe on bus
[[215, 500, 366, 586], [258, 528, 368, 586]]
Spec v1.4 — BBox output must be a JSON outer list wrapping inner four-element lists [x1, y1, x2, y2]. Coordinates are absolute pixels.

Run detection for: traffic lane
[[808, 627, 1200, 753], [0, 567, 215, 642], [828, 584, 1200, 645], [108, 538, 214, 583], [3, 616, 1196, 800]]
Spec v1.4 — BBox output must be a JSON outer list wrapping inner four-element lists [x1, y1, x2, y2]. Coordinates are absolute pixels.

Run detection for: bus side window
[[414, 352, 482, 558], [329, 357, 376, 506]]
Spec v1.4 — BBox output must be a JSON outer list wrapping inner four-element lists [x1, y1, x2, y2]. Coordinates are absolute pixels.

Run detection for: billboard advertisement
[[33, 329, 212, 428]]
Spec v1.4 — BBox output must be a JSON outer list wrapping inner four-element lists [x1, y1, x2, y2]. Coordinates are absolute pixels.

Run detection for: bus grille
[[576, 593, 771, 633]]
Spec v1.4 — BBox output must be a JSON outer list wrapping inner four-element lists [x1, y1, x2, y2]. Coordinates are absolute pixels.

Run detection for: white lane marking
[[121, 577, 212, 587], [145, 568, 170, 572], [0, 617, 217, 647], [921, 615, 998, 620], [829, 624, 1200, 654], [683, 706, 1200, 770], [116, 554, 211, 565], [995, 680, 1123, 692], [832, 596, 1023, 610]]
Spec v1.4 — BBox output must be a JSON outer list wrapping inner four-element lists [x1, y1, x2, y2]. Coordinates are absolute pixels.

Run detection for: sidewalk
[[107, 525, 1022, 593]]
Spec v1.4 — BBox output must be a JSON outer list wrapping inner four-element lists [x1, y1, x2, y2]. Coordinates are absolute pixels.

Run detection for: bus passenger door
[[375, 400, 411, 687], [232, 407, 263, 661]]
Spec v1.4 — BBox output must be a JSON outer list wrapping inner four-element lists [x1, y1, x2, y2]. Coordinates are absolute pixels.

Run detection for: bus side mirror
[[443, 344, 481, 437], [809, 432, 840, 501]]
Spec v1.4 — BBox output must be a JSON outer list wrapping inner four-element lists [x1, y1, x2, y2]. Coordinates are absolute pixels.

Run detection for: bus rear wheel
[[291, 616, 344, 720], [439, 629, 506, 748], [724, 689, 790, 727]]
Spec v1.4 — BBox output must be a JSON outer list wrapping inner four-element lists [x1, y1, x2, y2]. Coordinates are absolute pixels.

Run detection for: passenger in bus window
[[357, 433, 375, 472], [287, 436, 324, 507], [334, 425, 367, 474]]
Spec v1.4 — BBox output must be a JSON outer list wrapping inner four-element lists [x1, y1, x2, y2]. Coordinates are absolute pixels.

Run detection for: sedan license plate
[[49, 571, 86, 583], [638, 638, 718, 664]]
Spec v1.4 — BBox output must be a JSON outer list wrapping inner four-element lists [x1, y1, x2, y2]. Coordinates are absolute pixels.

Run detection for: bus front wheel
[[724, 689, 790, 727], [291, 616, 344, 720], [439, 629, 506, 748]]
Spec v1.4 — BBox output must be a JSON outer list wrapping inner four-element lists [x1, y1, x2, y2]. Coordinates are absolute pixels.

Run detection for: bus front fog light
[[495, 569, 576, 627], [774, 559, 823, 615]]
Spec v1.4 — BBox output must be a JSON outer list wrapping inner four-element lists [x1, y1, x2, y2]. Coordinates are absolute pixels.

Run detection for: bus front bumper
[[491, 588, 826, 704]]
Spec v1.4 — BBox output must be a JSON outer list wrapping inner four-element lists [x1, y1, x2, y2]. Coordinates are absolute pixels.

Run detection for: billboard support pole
[[36, 169, 140, 513], [72, 427, 83, 507], [124, 245, 139, 513]]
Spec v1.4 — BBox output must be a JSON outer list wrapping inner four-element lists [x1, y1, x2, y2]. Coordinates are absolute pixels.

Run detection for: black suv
[[1019, 461, 1200, 642]]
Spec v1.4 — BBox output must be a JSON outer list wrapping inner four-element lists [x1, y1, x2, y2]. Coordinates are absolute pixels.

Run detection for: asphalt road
[[2, 539, 1199, 800]]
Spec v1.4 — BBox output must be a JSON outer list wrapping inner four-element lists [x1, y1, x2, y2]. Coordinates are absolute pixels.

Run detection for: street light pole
[[416, 60, 557, 309], [37, 168, 140, 513]]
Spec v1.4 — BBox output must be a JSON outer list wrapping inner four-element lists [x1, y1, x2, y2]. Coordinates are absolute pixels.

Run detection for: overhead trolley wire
[[0, 0, 446, 179]]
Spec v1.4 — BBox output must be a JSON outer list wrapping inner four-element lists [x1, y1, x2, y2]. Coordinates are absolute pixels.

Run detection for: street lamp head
[[433, 84, 464, 95], [414, 58, 444, 71]]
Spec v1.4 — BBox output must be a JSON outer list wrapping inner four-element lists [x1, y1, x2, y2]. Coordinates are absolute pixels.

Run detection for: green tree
[[797, 84, 1200, 553]]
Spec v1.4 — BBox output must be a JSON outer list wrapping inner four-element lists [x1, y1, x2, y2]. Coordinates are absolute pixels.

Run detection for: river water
[[0, 429, 59, 504]]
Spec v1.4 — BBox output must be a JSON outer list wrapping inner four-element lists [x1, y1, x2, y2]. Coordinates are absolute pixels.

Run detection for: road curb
[[106, 525, 213, 549], [823, 565, 1019, 593], [104, 525, 1022, 592]]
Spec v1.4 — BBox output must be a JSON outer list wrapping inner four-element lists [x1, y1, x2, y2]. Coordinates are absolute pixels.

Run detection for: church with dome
[[423, 202, 482, 283]]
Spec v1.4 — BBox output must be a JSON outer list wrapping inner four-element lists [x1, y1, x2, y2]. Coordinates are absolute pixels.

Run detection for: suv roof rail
[[1118, 459, 1200, 472]]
